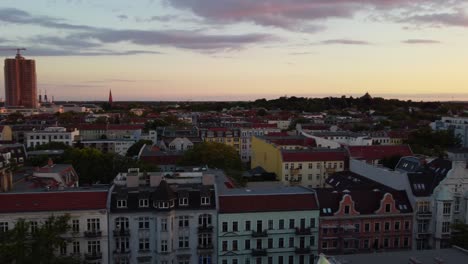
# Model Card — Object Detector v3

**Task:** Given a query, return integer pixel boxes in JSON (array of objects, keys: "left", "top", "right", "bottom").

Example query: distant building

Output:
[
  {"left": 0, "top": 125, "right": 13, "bottom": 141},
  {"left": 240, "top": 124, "right": 281, "bottom": 163},
  {"left": 431, "top": 116, "right": 468, "bottom": 147},
  {"left": 199, "top": 128, "right": 241, "bottom": 153},
  {"left": 80, "top": 139, "right": 136, "bottom": 156},
  {"left": 4, "top": 52, "right": 37, "bottom": 108},
  {"left": 25, "top": 127, "right": 79, "bottom": 148}
]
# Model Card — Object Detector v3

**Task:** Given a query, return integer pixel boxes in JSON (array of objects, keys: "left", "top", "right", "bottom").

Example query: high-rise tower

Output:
[
  {"left": 4, "top": 51, "right": 37, "bottom": 108},
  {"left": 109, "top": 89, "right": 113, "bottom": 105}
]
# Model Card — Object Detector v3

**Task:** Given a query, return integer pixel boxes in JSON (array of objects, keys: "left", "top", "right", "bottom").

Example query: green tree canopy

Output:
[
  {"left": 178, "top": 142, "right": 242, "bottom": 171},
  {"left": 405, "top": 127, "right": 461, "bottom": 156},
  {"left": 0, "top": 214, "right": 79, "bottom": 264}
]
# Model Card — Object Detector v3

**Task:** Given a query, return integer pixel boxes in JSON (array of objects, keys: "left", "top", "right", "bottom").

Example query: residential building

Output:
[
  {"left": 77, "top": 124, "right": 144, "bottom": 141},
  {"left": 199, "top": 128, "right": 241, "bottom": 153},
  {"left": 4, "top": 52, "right": 37, "bottom": 108},
  {"left": 217, "top": 184, "right": 320, "bottom": 264},
  {"left": 240, "top": 124, "right": 281, "bottom": 163},
  {"left": 109, "top": 168, "right": 217, "bottom": 264},
  {"left": 80, "top": 139, "right": 136, "bottom": 156},
  {"left": 431, "top": 116, "right": 468, "bottom": 147},
  {"left": 25, "top": 127, "right": 79, "bottom": 148},
  {"left": 138, "top": 145, "right": 184, "bottom": 172},
  {"left": 346, "top": 145, "right": 413, "bottom": 166},
  {"left": 0, "top": 125, "right": 13, "bottom": 141}
]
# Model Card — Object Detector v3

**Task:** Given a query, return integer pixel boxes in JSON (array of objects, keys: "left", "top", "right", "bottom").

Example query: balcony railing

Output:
[
  {"left": 113, "top": 229, "right": 130, "bottom": 237},
  {"left": 84, "top": 252, "right": 102, "bottom": 260},
  {"left": 416, "top": 211, "right": 432, "bottom": 218},
  {"left": 197, "top": 244, "right": 214, "bottom": 250},
  {"left": 251, "top": 249, "right": 267, "bottom": 256},
  {"left": 295, "top": 247, "right": 311, "bottom": 254},
  {"left": 252, "top": 230, "right": 268, "bottom": 237},
  {"left": 295, "top": 227, "right": 312, "bottom": 235},
  {"left": 84, "top": 230, "right": 102, "bottom": 238},
  {"left": 113, "top": 248, "right": 131, "bottom": 256},
  {"left": 198, "top": 225, "right": 214, "bottom": 233}
]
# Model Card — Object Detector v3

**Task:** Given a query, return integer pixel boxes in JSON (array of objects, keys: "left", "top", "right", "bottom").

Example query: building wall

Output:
[
  {"left": 282, "top": 161, "right": 345, "bottom": 188},
  {"left": 250, "top": 137, "right": 282, "bottom": 178},
  {"left": 218, "top": 211, "right": 319, "bottom": 264},
  {"left": 0, "top": 210, "right": 109, "bottom": 263},
  {"left": 4, "top": 57, "right": 37, "bottom": 108},
  {"left": 25, "top": 130, "right": 79, "bottom": 148},
  {"left": 0, "top": 125, "right": 13, "bottom": 141}
]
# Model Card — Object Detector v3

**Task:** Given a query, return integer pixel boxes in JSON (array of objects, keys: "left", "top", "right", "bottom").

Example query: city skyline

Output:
[{"left": 1, "top": 0, "right": 468, "bottom": 101}]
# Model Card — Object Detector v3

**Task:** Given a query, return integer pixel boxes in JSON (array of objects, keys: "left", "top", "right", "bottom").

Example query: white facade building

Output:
[{"left": 25, "top": 127, "right": 79, "bottom": 148}]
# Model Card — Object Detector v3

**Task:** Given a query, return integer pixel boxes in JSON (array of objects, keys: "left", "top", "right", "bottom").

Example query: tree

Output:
[
  {"left": 178, "top": 142, "right": 242, "bottom": 171},
  {"left": 0, "top": 214, "right": 79, "bottom": 264},
  {"left": 126, "top": 140, "right": 153, "bottom": 157},
  {"left": 30, "top": 142, "right": 72, "bottom": 151},
  {"left": 405, "top": 127, "right": 462, "bottom": 156},
  {"left": 451, "top": 222, "right": 468, "bottom": 249}
]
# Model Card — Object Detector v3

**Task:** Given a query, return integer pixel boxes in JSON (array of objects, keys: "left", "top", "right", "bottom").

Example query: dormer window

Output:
[
  {"left": 179, "top": 197, "right": 189, "bottom": 206},
  {"left": 201, "top": 197, "right": 210, "bottom": 206},
  {"left": 159, "top": 202, "right": 169, "bottom": 209},
  {"left": 117, "top": 199, "right": 127, "bottom": 208},
  {"left": 139, "top": 199, "right": 149, "bottom": 208}
]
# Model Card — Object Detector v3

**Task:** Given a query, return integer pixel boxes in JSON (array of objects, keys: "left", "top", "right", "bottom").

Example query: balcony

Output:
[
  {"left": 295, "top": 227, "right": 312, "bottom": 235},
  {"left": 416, "top": 211, "right": 432, "bottom": 219},
  {"left": 295, "top": 247, "right": 311, "bottom": 254},
  {"left": 252, "top": 230, "right": 268, "bottom": 237},
  {"left": 197, "top": 244, "right": 214, "bottom": 254},
  {"left": 113, "top": 248, "right": 131, "bottom": 257},
  {"left": 113, "top": 229, "right": 130, "bottom": 237},
  {"left": 84, "top": 230, "right": 102, "bottom": 238},
  {"left": 198, "top": 225, "right": 214, "bottom": 233},
  {"left": 251, "top": 249, "right": 267, "bottom": 256},
  {"left": 84, "top": 252, "right": 102, "bottom": 261}
]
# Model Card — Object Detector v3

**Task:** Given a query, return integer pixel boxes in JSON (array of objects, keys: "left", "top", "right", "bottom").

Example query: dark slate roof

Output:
[
  {"left": 315, "top": 188, "right": 413, "bottom": 216},
  {"left": 407, "top": 158, "right": 452, "bottom": 197},
  {"left": 326, "top": 171, "right": 396, "bottom": 192},
  {"left": 395, "top": 156, "right": 425, "bottom": 173},
  {"left": 110, "top": 183, "right": 216, "bottom": 212},
  {"left": 346, "top": 145, "right": 413, "bottom": 161},
  {"left": 153, "top": 180, "right": 176, "bottom": 201}
]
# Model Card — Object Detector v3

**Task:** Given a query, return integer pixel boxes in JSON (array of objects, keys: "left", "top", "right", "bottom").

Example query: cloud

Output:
[
  {"left": 402, "top": 39, "right": 441, "bottom": 44},
  {"left": 166, "top": 0, "right": 462, "bottom": 30},
  {"left": 289, "top": 51, "right": 315, "bottom": 55},
  {"left": 117, "top": 14, "right": 128, "bottom": 20},
  {"left": 402, "top": 10, "right": 468, "bottom": 27},
  {"left": 0, "top": 8, "right": 275, "bottom": 52},
  {"left": 321, "top": 39, "right": 371, "bottom": 45},
  {"left": 0, "top": 46, "right": 162, "bottom": 56}
]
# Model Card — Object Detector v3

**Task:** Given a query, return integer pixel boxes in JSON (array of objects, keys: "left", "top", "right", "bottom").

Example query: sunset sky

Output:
[{"left": 1, "top": 0, "right": 468, "bottom": 101}]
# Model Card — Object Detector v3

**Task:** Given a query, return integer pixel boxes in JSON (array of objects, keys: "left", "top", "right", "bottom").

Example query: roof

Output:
[
  {"left": 347, "top": 145, "right": 413, "bottom": 161},
  {"left": 281, "top": 149, "right": 347, "bottom": 162},
  {"left": 407, "top": 158, "right": 452, "bottom": 197},
  {"left": 315, "top": 188, "right": 413, "bottom": 216},
  {"left": 219, "top": 193, "right": 318, "bottom": 213},
  {"left": 0, "top": 191, "right": 108, "bottom": 213},
  {"left": 152, "top": 180, "right": 176, "bottom": 201}
]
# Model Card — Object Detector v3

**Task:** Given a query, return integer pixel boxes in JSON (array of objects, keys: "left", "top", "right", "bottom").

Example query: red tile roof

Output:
[
  {"left": 76, "top": 124, "right": 144, "bottom": 131},
  {"left": 219, "top": 194, "right": 318, "bottom": 213},
  {"left": 347, "top": 145, "right": 413, "bottom": 161},
  {"left": 252, "top": 123, "right": 278, "bottom": 128},
  {"left": 281, "top": 150, "right": 347, "bottom": 162},
  {"left": 0, "top": 191, "right": 108, "bottom": 213},
  {"left": 270, "top": 138, "right": 316, "bottom": 147}
]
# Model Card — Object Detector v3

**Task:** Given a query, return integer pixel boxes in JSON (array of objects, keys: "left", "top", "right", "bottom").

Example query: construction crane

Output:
[{"left": 0, "top": 47, "right": 27, "bottom": 57}]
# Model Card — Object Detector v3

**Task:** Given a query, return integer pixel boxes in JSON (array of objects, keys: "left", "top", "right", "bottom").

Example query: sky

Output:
[{"left": 0, "top": 0, "right": 468, "bottom": 101}]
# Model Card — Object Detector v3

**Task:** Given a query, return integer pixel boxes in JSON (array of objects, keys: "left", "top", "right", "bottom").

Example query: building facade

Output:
[
  {"left": 109, "top": 168, "right": 217, "bottom": 264},
  {"left": 25, "top": 127, "right": 79, "bottom": 148},
  {"left": 4, "top": 53, "right": 37, "bottom": 108}
]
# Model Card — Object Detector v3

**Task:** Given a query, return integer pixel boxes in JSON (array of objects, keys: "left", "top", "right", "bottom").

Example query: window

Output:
[
  {"left": 115, "top": 217, "right": 129, "bottom": 231},
  {"left": 364, "top": 223, "right": 370, "bottom": 232},
  {"left": 443, "top": 203, "right": 451, "bottom": 215},
  {"left": 159, "top": 201, "right": 169, "bottom": 208},
  {"left": 232, "top": 240, "right": 238, "bottom": 251},
  {"left": 268, "top": 238, "right": 273, "bottom": 249},
  {"left": 344, "top": 205, "right": 350, "bottom": 214},
  {"left": 354, "top": 223, "right": 360, "bottom": 233},
  {"left": 245, "top": 221, "right": 251, "bottom": 231},
  {"left": 308, "top": 163, "right": 313, "bottom": 169},
  {"left": 403, "top": 237, "right": 409, "bottom": 247},
  {"left": 394, "top": 221, "right": 400, "bottom": 231},
  {"left": 199, "top": 233, "right": 212, "bottom": 247},
  {"left": 278, "top": 256, "right": 284, "bottom": 264},
  {"left": 455, "top": 198, "right": 460, "bottom": 213},
  {"left": 310, "top": 236, "right": 315, "bottom": 246},
  {"left": 60, "top": 244, "right": 67, "bottom": 255},
  {"left": 233, "top": 221, "right": 238, "bottom": 232},
  {"left": 384, "top": 222, "right": 390, "bottom": 232},
  {"left": 268, "top": 220, "right": 274, "bottom": 230},
  {"left": 87, "top": 241, "right": 100, "bottom": 254},
  {"left": 179, "top": 236, "right": 189, "bottom": 248},
  {"left": 30, "top": 221, "right": 38, "bottom": 233},
  {"left": 116, "top": 237, "right": 129, "bottom": 252},
  {"left": 161, "top": 240, "right": 168, "bottom": 252},
  {"left": 245, "top": 239, "right": 251, "bottom": 250},
  {"left": 117, "top": 199, "right": 127, "bottom": 208},
  {"left": 139, "top": 199, "right": 149, "bottom": 208},
  {"left": 289, "top": 219, "right": 295, "bottom": 229},
  {"left": 139, "top": 217, "right": 150, "bottom": 229},
  {"left": 87, "top": 218, "right": 100, "bottom": 231},
  {"left": 179, "top": 216, "right": 189, "bottom": 228},
  {"left": 310, "top": 218, "right": 316, "bottom": 228},
  {"left": 139, "top": 238, "right": 150, "bottom": 251},
  {"left": 199, "top": 214, "right": 212, "bottom": 227},
  {"left": 279, "top": 238, "right": 284, "bottom": 248},
  {"left": 222, "top": 222, "right": 228, "bottom": 232},
  {"left": 374, "top": 222, "right": 380, "bottom": 232},
  {"left": 385, "top": 204, "right": 391, "bottom": 213},
  {"left": 383, "top": 238, "right": 389, "bottom": 248},
  {"left": 179, "top": 197, "right": 188, "bottom": 206},
  {"left": 279, "top": 220, "right": 285, "bottom": 230},
  {"left": 404, "top": 221, "right": 410, "bottom": 230},
  {"left": 73, "top": 241, "right": 80, "bottom": 254},
  {"left": 161, "top": 218, "right": 168, "bottom": 231},
  {"left": 289, "top": 256, "right": 294, "bottom": 264},
  {"left": 363, "top": 240, "right": 369, "bottom": 248},
  {"left": 442, "top": 222, "right": 450, "bottom": 233},
  {"left": 394, "top": 238, "right": 400, "bottom": 248},
  {"left": 201, "top": 196, "right": 211, "bottom": 205},
  {"left": 289, "top": 237, "right": 295, "bottom": 248},
  {"left": 222, "top": 241, "right": 228, "bottom": 251}
]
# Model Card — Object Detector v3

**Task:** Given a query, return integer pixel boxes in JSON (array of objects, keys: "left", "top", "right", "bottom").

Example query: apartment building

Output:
[
  {"left": 199, "top": 128, "right": 241, "bottom": 153},
  {"left": 109, "top": 168, "right": 217, "bottom": 264},
  {"left": 25, "top": 126, "right": 79, "bottom": 148},
  {"left": 240, "top": 124, "right": 280, "bottom": 163}
]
